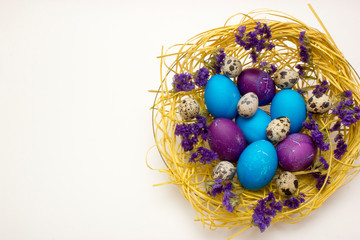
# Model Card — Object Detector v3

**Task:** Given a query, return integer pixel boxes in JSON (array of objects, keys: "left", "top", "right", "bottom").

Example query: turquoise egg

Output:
[
  {"left": 270, "top": 89, "right": 306, "bottom": 133},
  {"left": 237, "top": 140, "right": 278, "bottom": 190},
  {"left": 204, "top": 74, "right": 241, "bottom": 119},
  {"left": 235, "top": 108, "right": 271, "bottom": 143}
]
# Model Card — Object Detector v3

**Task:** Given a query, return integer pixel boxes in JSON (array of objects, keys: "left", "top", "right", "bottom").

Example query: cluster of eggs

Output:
[{"left": 178, "top": 56, "right": 332, "bottom": 194}]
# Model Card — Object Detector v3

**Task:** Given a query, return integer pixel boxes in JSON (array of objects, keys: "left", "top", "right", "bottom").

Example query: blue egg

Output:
[
  {"left": 237, "top": 140, "right": 278, "bottom": 190},
  {"left": 235, "top": 108, "right": 271, "bottom": 143},
  {"left": 270, "top": 89, "right": 306, "bottom": 133},
  {"left": 205, "top": 74, "right": 241, "bottom": 119}
]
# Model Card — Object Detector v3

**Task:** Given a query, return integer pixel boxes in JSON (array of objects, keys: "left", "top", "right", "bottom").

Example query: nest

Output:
[{"left": 149, "top": 7, "right": 360, "bottom": 237}]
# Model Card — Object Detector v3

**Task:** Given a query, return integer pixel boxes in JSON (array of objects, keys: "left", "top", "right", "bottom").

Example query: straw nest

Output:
[{"left": 149, "top": 7, "right": 360, "bottom": 237}]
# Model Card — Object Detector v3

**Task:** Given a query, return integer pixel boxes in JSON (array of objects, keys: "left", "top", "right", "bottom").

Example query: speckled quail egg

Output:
[
  {"left": 306, "top": 93, "right": 332, "bottom": 114},
  {"left": 266, "top": 117, "right": 291, "bottom": 143},
  {"left": 273, "top": 69, "right": 299, "bottom": 89},
  {"left": 237, "top": 92, "right": 258, "bottom": 118},
  {"left": 212, "top": 161, "right": 236, "bottom": 181},
  {"left": 276, "top": 171, "right": 298, "bottom": 196},
  {"left": 179, "top": 97, "right": 200, "bottom": 121},
  {"left": 221, "top": 57, "right": 242, "bottom": 78}
]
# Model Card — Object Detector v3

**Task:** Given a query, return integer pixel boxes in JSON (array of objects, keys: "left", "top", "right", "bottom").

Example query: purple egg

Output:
[
  {"left": 237, "top": 68, "right": 276, "bottom": 106},
  {"left": 208, "top": 118, "right": 247, "bottom": 162},
  {"left": 276, "top": 133, "right": 317, "bottom": 171}
]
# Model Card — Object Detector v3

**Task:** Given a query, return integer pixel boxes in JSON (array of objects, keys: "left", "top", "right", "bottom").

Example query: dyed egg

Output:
[
  {"left": 208, "top": 118, "right": 247, "bottom": 162},
  {"left": 273, "top": 69, "right": 299, "bottom": 89},
  {"left": 235, "top": 108, "right": 271, "bottom": 143},
  {"left": 276, "top": 171, "right": 298, "bottom": 196},
  {"left": 221, "top": 57, "right": 242, "bottom": 78},
  {"left": 237, "top": 68, "right": 276, "bottom": 106},
  {"left": 205, "top": 74, "right": 241, "bottom": 119},
  {"left": 212, "top": 161, "right": 236, "bottom": 181},
  {"left": 306, "top": 93, "right": 332, "bottom": 114},
  {"left": 237, "top": 140, "right": 278, "bottom": 190},
  {"left": 270, "top": 89, "right": 306, "bottom": 134},
  {"left": 237, "top": 92, "right": 258, "bottom": 118},
  {"left": 179, "top": 97, "right": 200, "bottom": 121},
  {"left": 276, "top": 133, "right": 317, "bottom": 172},
  {"left": 266, "top": 117, "right": 291, "bottom": 143}
]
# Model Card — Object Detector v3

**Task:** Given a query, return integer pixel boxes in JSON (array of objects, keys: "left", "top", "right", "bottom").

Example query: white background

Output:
[{"left": 0, "top": 0, "right": 359, "bottom": 239}]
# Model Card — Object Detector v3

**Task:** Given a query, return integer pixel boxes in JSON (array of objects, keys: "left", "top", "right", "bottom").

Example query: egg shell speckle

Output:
[
  {"left": 266, "top": 117, "right": 291, "bottom": 143},
  {"left": 205, "top": 74, "right": 241, "bottom": 119},
  {"left": 273, "top": 69, "right": 299, "bottom": 89},
  {"left": 237, "top": 92, "right": 258, "bottom": 118},
  {"left": 212, "top": 161, "right": 236, "bottom": 181},
  {"left": 276, "top": 133, "right": 317, "bottom": 172},
  {"left": 276, "top": 171, "right": 298, "bottom": 196},
  {"left": 179, "top": 98, "right": 200, "bottom": 121},
  {"left": 221, "top": 57, "right": 243, "bottom": 78},
  {"left": 237, "top": 140, "right": 278, "bottom": 190},
  {"left": 307, "top": 93, "right": 332, "bottom": 114},
  {"left": 270, "top": 89, "right": 307, "bottom": 134}
]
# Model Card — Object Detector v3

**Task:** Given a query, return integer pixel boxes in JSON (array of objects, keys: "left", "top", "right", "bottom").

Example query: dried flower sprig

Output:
[
  {"left": 252, "top": 192, "right": 282, "bottom": 232},
  {"left": 189, "top": 147, "right": 218, "bottom": 164},
  {"left": 204, "top": 48, "right": 226, "bottom": 75},
  {"left": 172, "top": 72, "right": 195, "bottom": 92},
  {"left": 193, "top": 67, "right": 210, "bottom": 87},
  {"left": 174, "top": 115, "right": 208, "bottom": 152},
  {"left": 205, "top": 179, "right": 241, "bottom": 212},
  {"left": 283, "top": 193, "right": 306, "bottom": 209},
  {"left": 235, "top": 22, "right": 275, "bottom": 64}
]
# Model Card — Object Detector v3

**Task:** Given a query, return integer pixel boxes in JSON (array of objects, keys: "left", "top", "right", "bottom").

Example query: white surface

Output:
[{"left": 0, "top": 0, "right": 359, "bottom": 239}]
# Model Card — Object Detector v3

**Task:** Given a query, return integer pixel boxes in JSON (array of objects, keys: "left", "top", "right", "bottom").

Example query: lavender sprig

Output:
[
  {"left": 252, "top": 192, "right": 282, "bottom": 232},
  {"left": 204, "top": 48, "right": 226, "bottom": 75},
  {"left": 302, "top": 114, "right": 330, "bottom": 151},
  {"left": 193, "top": 67, "right": 210, "bottom": 87},
  {"left": 174, "top": 115, "right": 208, "bottom": 152},
  {"left": 283, "top": 193, "right": 306, "bottom": 209},
  {"left": 189, "top": 147, "right": 218, "bottom": 164},
  {"left": 172, "top": 72, "right": 195, "bottom": 92},
  {"left": 235, "top": 22, "right": 275, "bottom": 64}
]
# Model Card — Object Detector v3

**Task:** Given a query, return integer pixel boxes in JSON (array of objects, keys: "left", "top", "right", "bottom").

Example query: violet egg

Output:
[
  {"left": 208, "top": 118, "right": 247, "bottom": 162},
  {"left": 237, "top": 68, "right": 276, "bottom": 106},
  {"left": 276, "top": 133, "right": 317, "bottom": 172}
]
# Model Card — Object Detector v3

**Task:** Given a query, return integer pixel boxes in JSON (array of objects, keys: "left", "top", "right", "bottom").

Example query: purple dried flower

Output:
[
  {"left": 259, "top": 61, "right": 268, "bottom": 68},
  {"left": 174, "top": 115, "right": 208, "bottom": 152},
  {"left": 295, "top": 64, "right": 304, "bottom": 77},
  {"left": 270, "top": 64, "right": 277, "bottom": 74},
  {"left": 190, "top": 147, "right": 218, "bottom": 164},
  {"left": 312, "top": 173, "right": 330, "bottom": 190},
  {"left": 215, "top": 49, "right": 226, "bottom": 74},
  {"left": 303, "top": 115, "right": 330, "bottom": 151},
  {"left": 235, "top": 22, "right": 275, "bottom": 64},
  {"left": 283, "top": 197, "right": 300, "bottom": 209},
  {"left": 319, "top": 156, "right": 329, "bottom": 169},
  {"left": 222, "top": 182, "right": 236, "bottom": 212},
  {"left": 313, "top": 80, "right": 329, "bottom": 96},
  {"left": 283, "top": 194, "right": 305, "bottom": 209},
  {"left": 299, "top": 31, "right": 306, "bottom": 44},
  {"left": 299, "top": 45, "right": 309, "bottom": 63},
  {"left": 250, "top": 50, "right": 257, "bottom": 64},
  {"left": 252, "top": 192, "right": 282, "bottom": 232},
  {"left": 330, "top": 121, "right": 341, "bottom": 132},
  {"left": 334, "top": 138, "right": 347, "bottom": 160},
  {"left": 331, "top": 90, "right": 360, "bottom": 127},
  {"left": 211, "top": 178, "right": 223, "bottom": 197},
  {"left": 297, "top": 88, "right": 306, "bottom": 94},
  {"left": 172, "top": 73, "right": 195, "bottom": 92},
  {"left": 194, "top": 67, "right": 210, "bottom": 87}
]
